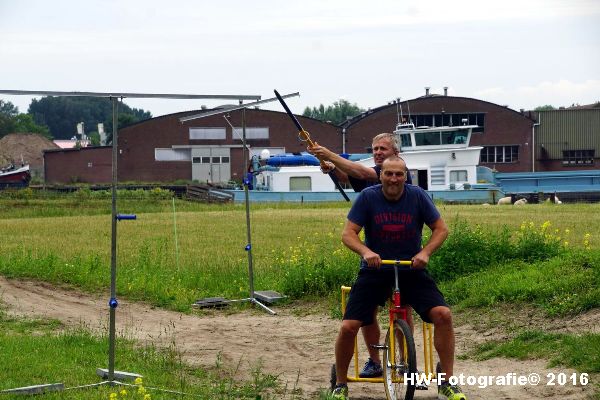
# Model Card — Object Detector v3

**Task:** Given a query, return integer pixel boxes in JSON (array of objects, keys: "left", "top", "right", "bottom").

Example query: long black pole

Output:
[{"left": 273, "top": 90, "right": 349, "bottom": 201}]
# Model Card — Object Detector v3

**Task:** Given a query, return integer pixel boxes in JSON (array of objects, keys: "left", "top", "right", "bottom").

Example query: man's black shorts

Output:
[{"left": 343, "top": 268, "right": 448, "bottom": 325}]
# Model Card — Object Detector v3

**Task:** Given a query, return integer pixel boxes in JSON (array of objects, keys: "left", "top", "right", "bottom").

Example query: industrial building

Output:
[
  {"left": 43, "top": 92, "right": 599, "bottom": 185},
  {"left": 534, "top": 108, "right": 599, "bottom": 171}
]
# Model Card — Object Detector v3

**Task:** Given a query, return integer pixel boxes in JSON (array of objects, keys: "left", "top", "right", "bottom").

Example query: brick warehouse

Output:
[
  {"left": 44, "top": 108, "right": 341, "bottom": 184},
  {"left": 343, "top": 95, "right": 536, "bottom": 173},
  {"left": 45, "top": 94, "right": 580, "bottom": 184}
]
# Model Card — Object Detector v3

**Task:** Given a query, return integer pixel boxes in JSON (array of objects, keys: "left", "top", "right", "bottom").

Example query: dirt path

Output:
[{"left": 0, "top": 277, "right": 596, "bottom": 399}]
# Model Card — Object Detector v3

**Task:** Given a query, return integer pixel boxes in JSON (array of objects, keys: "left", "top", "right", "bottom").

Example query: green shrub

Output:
[
  {"left": 0, "top": 187, "right": 34, "bottom": 199},
  {"left": 428, "top": 219, "right": 513, "bottom": 281},
  {"left": 441, "top": 249, "right": 600, "bottom": 315},
  {"left": 279, "top": 239, "right": 358, "bottom": 299},
  {"left": 429, "top": 218, "right": 571, "bottom": 282},
  {"left": 514, "top": 220, "right": 563, "bottom": 261}
]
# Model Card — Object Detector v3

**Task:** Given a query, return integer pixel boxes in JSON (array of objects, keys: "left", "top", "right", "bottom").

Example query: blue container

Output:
[{"left": 266, "top": 153, "right": 320, "bottom": 167}]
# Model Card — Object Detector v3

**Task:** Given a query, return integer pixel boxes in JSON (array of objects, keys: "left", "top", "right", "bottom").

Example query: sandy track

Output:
[{"left": 0, "top": 277, "right": 595, "bottom": 399}]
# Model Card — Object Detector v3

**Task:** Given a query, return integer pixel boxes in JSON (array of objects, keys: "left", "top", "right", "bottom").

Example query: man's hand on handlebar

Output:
[
  {"left": 411, "top": 250, "right": 430, "bottom": 269},
  {"left": 362, "top": 250, "right": 382, "bottom": 269}
]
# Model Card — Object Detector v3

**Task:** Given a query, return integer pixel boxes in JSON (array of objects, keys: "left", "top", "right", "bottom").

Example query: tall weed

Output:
[
  {"left": 278, "top": 237, "right": 357, "bottom": 299},
  {"left": 441, "top": 249, "right": 600, "bottom": 315},
  {"left": 429, "top": 218, "right": 573, "bottom": 282}
]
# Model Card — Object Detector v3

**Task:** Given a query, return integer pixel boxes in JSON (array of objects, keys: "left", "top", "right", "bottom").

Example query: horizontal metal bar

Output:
[
  {"left": 96, "top": 368, "right": 142, "bottom": 381},
  {"left": 0, "top": 383, "right": 65, "bottom": 394},
  {"left": 179, "top": 92, "right": 300, "bottom": 122},
  {"left": 116, "top": 214, "right": 137, "bottom": 221},
  {"left": 0, "top": 89, "right": 261, "bottom": 100}
]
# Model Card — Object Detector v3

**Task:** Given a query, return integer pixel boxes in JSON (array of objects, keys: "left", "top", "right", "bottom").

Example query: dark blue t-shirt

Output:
[
  {"left": 347, "top": 184, "right": 440, "bottom": 270},
  {"left": 348, "top": 165, "right": 413, "bottom": 192}
]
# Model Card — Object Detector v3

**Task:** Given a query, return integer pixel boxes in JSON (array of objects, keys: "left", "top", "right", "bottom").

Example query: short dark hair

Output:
[{"left": 381, "top": 155, "right": 407, "bottom": 171}]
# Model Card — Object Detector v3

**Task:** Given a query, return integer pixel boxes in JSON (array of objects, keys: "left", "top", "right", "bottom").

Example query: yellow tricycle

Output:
[{"left": 330, "top": 260, "right": 439, "bottom": 400}]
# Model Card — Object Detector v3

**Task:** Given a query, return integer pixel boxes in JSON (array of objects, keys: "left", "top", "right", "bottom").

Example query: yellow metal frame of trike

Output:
[{"left": 340, "top": 285, "right": 436, "bottom": 384}]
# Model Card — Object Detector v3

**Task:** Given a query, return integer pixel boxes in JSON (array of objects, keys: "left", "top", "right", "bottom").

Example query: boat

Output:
[
  {"left": 0, "top": 164, "right": 31, "bottom": 189},
  {"left": 389, "top": 122, "right": 483, "bottom": 190},
  {"left": 254, "top": 121, "right": 484, "bottom": 193}
]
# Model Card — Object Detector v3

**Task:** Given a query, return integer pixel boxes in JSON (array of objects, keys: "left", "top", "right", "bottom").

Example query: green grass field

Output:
[
  {"left": 1, "top": 198, "right": 598, "bottom": 310},
  {"left": 0, "top": 308, "right": 286, "bottom": 399},
  {"left": 1, "top": 195, "right": 599, "bottom": 397}
]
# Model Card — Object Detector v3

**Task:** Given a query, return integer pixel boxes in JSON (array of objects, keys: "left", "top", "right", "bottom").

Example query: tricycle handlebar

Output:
[{"left": 380, "top": 260, "right": 412, "bottom": 266}]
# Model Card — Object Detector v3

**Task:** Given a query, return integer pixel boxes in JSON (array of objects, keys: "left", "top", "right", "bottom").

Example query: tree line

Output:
[
  {"left": 302, "top": 99, "right": 365, "bottom": 125},
  {"left": 0, "top": 97, "right": 152, "bottom": 144},
  {"left": 0, "top": 100, "right": 51, "bottom": 139}
]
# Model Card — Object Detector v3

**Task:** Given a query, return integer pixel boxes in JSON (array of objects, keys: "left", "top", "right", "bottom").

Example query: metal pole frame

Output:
[
  {"left": 0, "top": 89, "right": 260, "bottom": 101},
  {"left": 241, "top": 107, "right": 275, "bottom": 314},
  {"left": 0, "top": 88, "right": 262, "bottom": 396},
  {"left": 108, "top": 96, "right": 119, "bottom": 382},
  {"left": 181, "top": 92, "right": 301, "bottom": 315}
]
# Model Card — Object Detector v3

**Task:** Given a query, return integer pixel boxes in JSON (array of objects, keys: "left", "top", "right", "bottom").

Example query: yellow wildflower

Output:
[{"left": 583, "top": 233, "right": 592, "bottom": 249}]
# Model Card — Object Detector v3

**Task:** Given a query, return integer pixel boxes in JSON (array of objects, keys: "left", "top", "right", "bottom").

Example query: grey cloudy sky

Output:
[{"left": 1, "top": 0, "right": 599, "bottom": 118}]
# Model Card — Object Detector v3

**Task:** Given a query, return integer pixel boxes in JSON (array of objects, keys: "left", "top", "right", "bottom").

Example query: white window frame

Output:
[
  {"left": 480, "top": 145, "right": 519, "bottom": 163},
  {"left": 449, "top": 170, "right": 468, "bottom": 183},
  {"left": 232, "top": 127, "right": 269, "bottom": 140},
  {"left": 189, "top": 127, "right": 226, "bottom": 140}
]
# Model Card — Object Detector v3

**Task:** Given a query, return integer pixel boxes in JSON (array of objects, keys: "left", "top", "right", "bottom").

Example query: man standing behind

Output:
[
  {"left": 309, "top": 133, "right": 413, "bottom": 379},
  {"left": 309, "top": 132, "right": 412, "bottom": 191},
  {"left": 330, "top": 156, "right": 466, "bottom": 400}
]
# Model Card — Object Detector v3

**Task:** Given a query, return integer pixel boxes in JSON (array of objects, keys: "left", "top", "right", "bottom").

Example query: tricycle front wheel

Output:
[{"left": 383, "top": 319, "right": 416, "bottom": 400}]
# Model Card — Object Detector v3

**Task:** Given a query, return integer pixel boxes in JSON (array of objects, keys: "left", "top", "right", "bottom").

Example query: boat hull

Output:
[{"left": 0, "top": 165, "right": 31, "bottom": 189}]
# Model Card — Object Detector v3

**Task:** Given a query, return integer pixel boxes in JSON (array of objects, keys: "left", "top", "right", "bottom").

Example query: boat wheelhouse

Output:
[{"left": 389, "top": 122, "right": 483, "bottom": 190}]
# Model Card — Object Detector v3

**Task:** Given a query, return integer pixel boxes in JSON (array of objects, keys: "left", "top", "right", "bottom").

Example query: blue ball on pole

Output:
[{"left": 109, "top": 298, "right": 118, "bottom": 309}]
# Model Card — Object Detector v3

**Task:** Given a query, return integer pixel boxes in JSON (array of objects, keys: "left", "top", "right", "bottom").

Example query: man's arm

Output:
[
  {"left": 412, "top": 217, "right": 448, "bottom": 269},
  {"left": 342, "top": 220, "right": 381, "bottom": 268},
  {"left": 309, "top": 144, "right": 378, "bottom": 181}
]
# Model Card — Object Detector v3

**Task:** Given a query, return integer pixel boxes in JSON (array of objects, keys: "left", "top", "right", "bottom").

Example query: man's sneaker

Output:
[
  {"left": 330, "top": 384, "right": 349, "bottom": 400},
  {"left": 358, "top": 358, "right": 383, "bottom": 378},
  {"left": 438, "top": 381, "right": 467, "bottom": 400}
]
